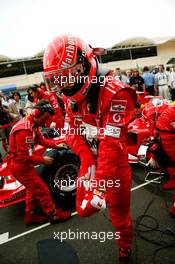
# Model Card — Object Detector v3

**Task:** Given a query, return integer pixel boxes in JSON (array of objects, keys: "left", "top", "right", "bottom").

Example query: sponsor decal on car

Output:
[{"left": 0, "top": 189, "right": 26, "bottom": 207}]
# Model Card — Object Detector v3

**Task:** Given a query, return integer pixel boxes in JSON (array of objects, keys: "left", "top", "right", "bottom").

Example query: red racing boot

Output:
[
  {"left": 118, "top": 248, "right": 132, "bottom": 264},
  {"left": 47, "top": 208, "right": 71, "bottom": 224},
  {"left": 163, "top": 167, "right": 175, "bottom": 190},
  {"left": 25, "top": 211, "right": 48, "bottom": 226},
  {"left": 163, "top": 178, "right": 175, "bottom": 190}
]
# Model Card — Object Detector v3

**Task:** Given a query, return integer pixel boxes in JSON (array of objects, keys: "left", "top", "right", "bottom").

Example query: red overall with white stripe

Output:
[{"left": 64, "top": 74, "right": 136, "bottom": 249}]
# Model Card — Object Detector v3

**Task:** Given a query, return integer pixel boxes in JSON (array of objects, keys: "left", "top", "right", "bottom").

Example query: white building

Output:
[
  {"left": 0, "top": 36, "right": 175, "bottom": 93},
  {"left": 102, "top": 36, "right": 175, "bottom": 70}
]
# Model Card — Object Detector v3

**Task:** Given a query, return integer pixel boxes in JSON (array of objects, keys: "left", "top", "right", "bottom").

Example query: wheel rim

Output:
[{"left": 51, "top": 163, "right": 79, "bottom": 193}]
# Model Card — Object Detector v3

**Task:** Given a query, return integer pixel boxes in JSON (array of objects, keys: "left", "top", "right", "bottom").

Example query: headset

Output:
[{"left": 32, "top": 100, "right": 55, "bottom": 117}]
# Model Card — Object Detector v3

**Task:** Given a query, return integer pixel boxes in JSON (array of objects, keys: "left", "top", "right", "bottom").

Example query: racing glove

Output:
[
  {"left": 80, "top": 189, "right": 106, "bottom": 216},
  {"left": 78, "top": 147, "right": 95, "bottom": 177},
  {"left": 147, "top": 157, "right": 159, "bottom": 169},
  {"left": 66, "top": 134, "right": 96, "bottom": 189},
  {"left": 50, "top": 122, "right": 56, "bottom": 128}
]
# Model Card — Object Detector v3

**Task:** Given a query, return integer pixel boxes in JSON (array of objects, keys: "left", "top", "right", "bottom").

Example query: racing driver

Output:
[
  {"left": 43, "top": 35, "right": 137, "bottom": 264},
  {"left": 8, "top": 100, "right": 71, "bottom": 225}
]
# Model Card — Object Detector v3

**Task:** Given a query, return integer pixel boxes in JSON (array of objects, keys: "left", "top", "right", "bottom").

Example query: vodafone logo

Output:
[{"left": 112, "top": 113, "right": 121, "bottom": 123}]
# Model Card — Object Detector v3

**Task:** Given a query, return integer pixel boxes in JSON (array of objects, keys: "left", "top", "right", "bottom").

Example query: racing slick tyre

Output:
[{"left": 38, "top": 148, "right": 80, "bottom": 210}]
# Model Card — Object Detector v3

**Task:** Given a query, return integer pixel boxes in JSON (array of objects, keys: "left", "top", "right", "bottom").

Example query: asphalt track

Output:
[{"left": 0, "top": 162, "right": 175, "bottom": 264}]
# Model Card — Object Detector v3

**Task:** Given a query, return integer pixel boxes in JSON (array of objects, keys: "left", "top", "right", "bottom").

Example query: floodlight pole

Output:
[
  {"left": 129, "top": 49, "right": 133, "bottom": 68},
  {"left": 22, "top": 61, "right": 27, "bottom": 75}
]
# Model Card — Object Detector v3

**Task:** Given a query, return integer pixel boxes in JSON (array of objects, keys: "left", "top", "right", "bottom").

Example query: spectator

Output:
[
  {"left": 11, "top": 91, "right": 25, "bottom": 118},
  {"left": 166, "top": 66, "right": 171, "bottom": 74},
  {"left": 169, "top": 65, "right": 175, "bottom": 101},
  {"left": 166, "top": 66, "right": 171, "bottom": 87},
  {"left": 121, "top": 71, "right": 130, "bottom": 84},
  {"left": 114, "top": 68, "right": 130, "bottom": 84},
  {"left": 0, "top": 98, "right": 12, "bottom": 155},
  {"left": 8, "top": 100, "right": 21, "bottom": 122},
  {"left": 0, "top": 91, "right": 9, "bottom": 107},
  {"left": 126, "top": 70, "right": 132, "bottom": 80},
  {"left": 154, "top": 64, "right": 171, "bottom": 100},
  {"left": 170, "top": 66, "right": 174, "bottom": 73},
  {"left": 113, "top": 67, "right": 122, "bottom": 80},
  {"left": 152, "top": 66, "right": 159, "bottom": 75},
  {"left": 142, "top": 66, "right": 155, "bottom": 95},
  {"left": 129, "top": 69, "right": 145, "bottom": 92},
  {"left": 24, "top": 90, "right": 36, "bottom": 115},
  {"left": 0, "top": 91, "right": 20, "bottom": 122}
]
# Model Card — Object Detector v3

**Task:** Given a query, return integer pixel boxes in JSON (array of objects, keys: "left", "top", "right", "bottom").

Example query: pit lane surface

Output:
[{"left": 0, "top": 164, "right": 175, "bottom": 264}]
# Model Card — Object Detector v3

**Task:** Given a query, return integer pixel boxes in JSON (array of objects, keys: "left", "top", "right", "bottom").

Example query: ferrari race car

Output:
[
  {"left": 0, "top": 94, "right": 169, "bottom": 209},
  {"left": 0, "top": 128, "right": 150, "bottom": 209},
  {"left": 0, "top": 136, "right": 80, "bottom": 209}
]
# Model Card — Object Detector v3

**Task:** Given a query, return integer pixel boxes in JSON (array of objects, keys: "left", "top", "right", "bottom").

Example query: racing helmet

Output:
[
  {"left": 43, "top": 34, "right": 97, "bottom": 103},
  {"left": 141, "top": 97, "right": 169, "bottom": 127}
]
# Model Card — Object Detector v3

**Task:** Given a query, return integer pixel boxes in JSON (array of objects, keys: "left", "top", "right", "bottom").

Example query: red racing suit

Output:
[
  {"left": 8, "top": 115, "right": 58, "bottom": 214},
  {"left": 64, "top": 74, "right": 137, "bottom": 249},
  {"left": 156, "top": 105, "right": 175, "bottom": 176},
  {"left": 141, "top": 97, "right": 169, "bottom": 137},
  {"left": 35, "top": 89, "right": 64, "bottom": 129}
]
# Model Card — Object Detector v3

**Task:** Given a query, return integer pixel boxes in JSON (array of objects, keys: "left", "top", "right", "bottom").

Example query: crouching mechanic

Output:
[
  {"left": 43, "top": 35, "right": 137, "bottom": 264},
  {"left": 27, "top": 85, "right": 64, "bottom": 130},
  {"left": 156, "top": 103, "right": 175, "bottom": 215},
  {"left": 136, "top": 99, "right": 175, "bottom": 216},
  {"left": 8, "top": 100, "right": 71, "bottom": 225}
]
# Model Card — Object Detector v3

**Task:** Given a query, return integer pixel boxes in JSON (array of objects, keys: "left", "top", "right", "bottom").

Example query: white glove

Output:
[
  {"left": 147, "top": 157, "right": 159, "bottom": 169},
  {"left": 81, "top": 189, "right": 106, "bottom": 211},
  {"left": 90, "top": 192, "right": 106, "bottom": 210},
  {"left": 50, "top": 122, "right": 56, "bottom": 128}
]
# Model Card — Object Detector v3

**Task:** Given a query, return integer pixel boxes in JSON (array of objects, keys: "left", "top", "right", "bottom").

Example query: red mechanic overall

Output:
[
  {"left": 9, "top": 103, "right": 71, "bottom": 225},
  {"left": 141, "top": 99, "right": 175, "bottom": 190},
  {"left": 34, "top": 89, "right": 64, "bottom": 129},
  {"left": 156, "top": 105, "right": 175, "bottom": 215},
  {"left": 156, "top": 105, "right": 175, "bottom": 190}
]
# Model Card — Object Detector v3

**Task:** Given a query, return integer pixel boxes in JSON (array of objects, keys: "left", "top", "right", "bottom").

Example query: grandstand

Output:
[
  {"left": 102, "top": 36, "right": 175, "bottom": 69},
  {"left": 0, "top": 36, "right": 175, "bottom": 92},
  {"left": 0, "top": 52, "right": 44, "bottom": 95}
]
